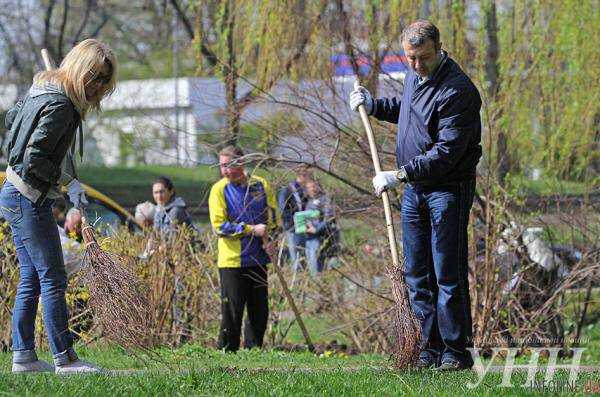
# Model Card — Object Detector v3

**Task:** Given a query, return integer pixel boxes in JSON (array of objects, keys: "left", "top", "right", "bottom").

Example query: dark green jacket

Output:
[{"left": 4, "top": 83, "right": 81, "bottom": 204}]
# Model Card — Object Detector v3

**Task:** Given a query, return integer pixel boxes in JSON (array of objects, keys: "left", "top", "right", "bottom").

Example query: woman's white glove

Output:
[
  {"left": 349, "top": 85, "right": 374, "bottom": 114},
  {"left": 372, "top": 169, "right": 408, "bottom": 196},
  {"left": 67, "top": 179, "right": 88, "bottom": 209}
]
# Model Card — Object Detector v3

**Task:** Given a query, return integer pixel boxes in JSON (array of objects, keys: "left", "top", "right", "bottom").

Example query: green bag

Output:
[{"left": 293, "top": 209, "right": 320, "bottom": 234}]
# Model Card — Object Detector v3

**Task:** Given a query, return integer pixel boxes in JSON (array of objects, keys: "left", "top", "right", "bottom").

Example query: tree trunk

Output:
[
  {"left": 222, "top": 0, "right": 239, "bottom": 146},
  {"left": 336, "top": 0, "right": 360, "bottom": 79},
  {"left": 484, "top": 0, "right": 509, "bottom": 185},
  {"left": 364, "top": 1, "right": 381, "bottom": 97}
]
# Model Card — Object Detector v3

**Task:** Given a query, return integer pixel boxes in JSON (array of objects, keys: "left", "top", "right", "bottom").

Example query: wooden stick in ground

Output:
[
  {"left": 266, "top": 237, "right": 314, "bottom": 352},
  {"left": 354, "top": 80, "right": 420, "bottom": 368}
]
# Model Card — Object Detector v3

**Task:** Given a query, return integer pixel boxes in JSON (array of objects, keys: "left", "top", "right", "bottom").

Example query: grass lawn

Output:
[
  {"left": 77, "top": 165, "right": 220, "bottom": 209},
  {"left": 0, "top": 291, "right": 596, "bottom": 396},
  {"left": 280, "top": 313, "right": 351, "bottom": 348},
  {"left": 1, "top": 345, "right": 598, "bottom": 396},
  {"left": 504, "top": 174, "right": 598, "bottom": 197},
  {"left": 2, "top": 290, "right": 596, "bottom": 395}
]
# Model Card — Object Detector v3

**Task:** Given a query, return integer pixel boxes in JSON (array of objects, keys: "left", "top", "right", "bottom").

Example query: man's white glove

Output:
[
  {"left": 372, "top": 168, "right": 408, "bottom": 196},
  {"left": 67, "top": 179, "right": 88, "bottom": 209},
  {"left": 349, "top": 85, "right": 374, "bottom": 114}
]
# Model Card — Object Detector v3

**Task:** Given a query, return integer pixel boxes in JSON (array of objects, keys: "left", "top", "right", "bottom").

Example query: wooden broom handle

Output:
[
  {"left": 40, "top": 48, "right": 89, "bottom": 221},
  {"left": 41, "top": 48, "right": 56, "bottom": 71},
  {"left": 354, "top": 80, "right": 400, "bottom": 268}
]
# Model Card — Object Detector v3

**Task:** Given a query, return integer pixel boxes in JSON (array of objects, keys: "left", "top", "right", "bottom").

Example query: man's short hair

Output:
[
  {"left": 52, "top": 197, "right": 67, "bottom": 213},
  {"left": 294, "top": 164, "right": 313, "bottom": 179},
  {"left": 401, "top": 20, "right": 440, "bottom": 47},
  {"left": 219, "top": 145, "right": 244, "bottom": 159}
]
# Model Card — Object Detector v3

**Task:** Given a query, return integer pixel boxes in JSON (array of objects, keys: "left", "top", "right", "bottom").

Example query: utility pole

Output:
[
  {"left": 172, "top": 12, "right": 184, "bottom": 345},
  {"left": 173, "top": 12, "right": 180, "bottom": 166}
]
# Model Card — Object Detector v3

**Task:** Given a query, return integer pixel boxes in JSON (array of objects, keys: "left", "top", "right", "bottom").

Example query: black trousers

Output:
[{"left": 217, "top": 265, "right": 268, "bottom": 352}]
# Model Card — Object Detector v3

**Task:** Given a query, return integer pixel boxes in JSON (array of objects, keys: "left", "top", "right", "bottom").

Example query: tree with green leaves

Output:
[{"left": 192, "top": 0, "right": 327, "bottom": 146}]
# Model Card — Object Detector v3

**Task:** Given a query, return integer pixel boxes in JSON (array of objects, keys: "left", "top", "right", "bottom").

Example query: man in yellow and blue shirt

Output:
[{"left": 208, "top": 145, "right": 278, "bottom": 351}]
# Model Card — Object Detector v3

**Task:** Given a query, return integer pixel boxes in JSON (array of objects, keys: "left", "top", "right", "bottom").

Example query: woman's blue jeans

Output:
[
  {"left": 0, "top": 182, "right": 75, "bottom": 365},
  {"left": 401, "top": 179, "right": 475, "bottom": 367},
  {"left": 305, "top": 237, "right": 324, "bottom": 276}
]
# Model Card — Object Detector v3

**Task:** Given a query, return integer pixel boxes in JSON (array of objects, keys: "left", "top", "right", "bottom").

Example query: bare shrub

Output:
[{"left": 0, "top": 192, "right": 596, "bottom": 360}]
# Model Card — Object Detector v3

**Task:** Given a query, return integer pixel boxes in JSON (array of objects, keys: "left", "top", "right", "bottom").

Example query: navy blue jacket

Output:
[
  {"left": 372, "top": 51, "right": 482, "bottom": 185},
  {"left": 277, "top": 181, "right": 307, "bottom": 231}
]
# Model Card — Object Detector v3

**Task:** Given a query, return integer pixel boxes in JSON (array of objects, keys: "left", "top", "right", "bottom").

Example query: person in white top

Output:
[{"left": 57, "top": 208, "right": 84, "bottom": 277}]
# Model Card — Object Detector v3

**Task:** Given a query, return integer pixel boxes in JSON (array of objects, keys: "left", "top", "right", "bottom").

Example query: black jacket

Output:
[
  {"left": 372, "top": 51, "right": 482, "bottom": 185},
  {"left": 277, "top": 181, "right": 307, "bottom": 231},
  {"left": 4, "top": 83, "right": 81, "bottom": 204}
]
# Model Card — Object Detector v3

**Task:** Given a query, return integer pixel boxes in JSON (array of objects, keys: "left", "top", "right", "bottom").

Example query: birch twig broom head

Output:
[
  {"left": 387, "top": 265, "right": 421, "bottom": 368},
  {"left": 81, "top": 218, "right": 156, "bottom": 351}
]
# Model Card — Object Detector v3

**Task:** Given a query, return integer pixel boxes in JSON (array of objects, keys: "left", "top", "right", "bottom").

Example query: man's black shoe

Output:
[
  {"left": 436, "top": 359, "right": 471, "bottom": 372},
  {"left": 414, "top": 357, "right": 437, "bottom": 369}
]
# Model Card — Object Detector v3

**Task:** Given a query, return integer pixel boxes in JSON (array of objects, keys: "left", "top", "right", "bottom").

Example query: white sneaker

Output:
[
  {"left": 12, "top": 360, "right": 54, "bottom": 373},
  {"left": 55, "top": 359, "right": 102, "bottom": 374}
]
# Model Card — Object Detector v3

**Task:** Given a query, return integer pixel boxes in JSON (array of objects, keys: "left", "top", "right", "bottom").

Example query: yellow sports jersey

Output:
[{"left": 208, "top": 175, "right": 279, "bottom": 268}]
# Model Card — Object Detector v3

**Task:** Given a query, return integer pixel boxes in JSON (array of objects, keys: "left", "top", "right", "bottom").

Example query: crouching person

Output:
[
  {"left": 0, "top": 39, "right": 117, "bottom": 373},
  {"left": 208, "top": 145, "right": 279, "bottom": 352}
]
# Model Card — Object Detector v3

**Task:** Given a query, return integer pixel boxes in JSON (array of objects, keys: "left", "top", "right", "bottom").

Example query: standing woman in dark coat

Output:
[{"left": 0, "top": 39, "right": 117, "bottom": 374}]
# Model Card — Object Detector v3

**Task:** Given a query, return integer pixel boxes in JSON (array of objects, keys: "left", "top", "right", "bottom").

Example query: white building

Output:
[{"left": 85, "top": 78, "right": 201, "bottom": 166}]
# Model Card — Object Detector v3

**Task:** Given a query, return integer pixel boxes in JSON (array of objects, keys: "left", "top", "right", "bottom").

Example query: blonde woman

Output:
[{"left": 0, "top": 39, "right": 117, "bottom": 374}]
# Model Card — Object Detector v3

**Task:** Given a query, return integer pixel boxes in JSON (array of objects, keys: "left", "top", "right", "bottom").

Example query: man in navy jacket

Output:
[{"left": 349, "top": 20, "right": 481, "bottom": 371}]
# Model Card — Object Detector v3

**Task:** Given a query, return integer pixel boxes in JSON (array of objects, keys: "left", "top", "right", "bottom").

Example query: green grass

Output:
[
  {"left": 282, "top": 314, "right": 350, "bottom": 347},
  {"left": 0, "top": 291, "right": 597, "bottom": 396},
  {"left": 77, "top": 165, "right": 220, "bottom": 209},
  {"left": 563, "top": 289, "right": 600, "bottom": 364},
  {"left": 505, "top": 174, "right": 598, "bottom": 197},
  {"left": 1, "top": 346, "right": 598, "bottom": 396}
]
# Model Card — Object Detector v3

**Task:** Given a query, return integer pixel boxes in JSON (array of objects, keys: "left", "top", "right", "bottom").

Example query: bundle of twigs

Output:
[
  {"left": 387, "top": 265, "right": 421, "bottom": 367},
  {"left": 81, "top": 217, "right": 155, "bottom": 351}
]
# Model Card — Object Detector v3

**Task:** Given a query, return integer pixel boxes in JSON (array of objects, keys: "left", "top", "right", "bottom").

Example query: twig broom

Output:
[
  {"left": 41, "top": 49, "right": 154, "bottom": 351},
  {"left": 354, "top": 80, "right": 420, "bottom": 368}
]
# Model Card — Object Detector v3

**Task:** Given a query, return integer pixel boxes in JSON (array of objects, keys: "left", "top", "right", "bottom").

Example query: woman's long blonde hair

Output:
[{"left": 33, "top": 39, "right": 117, "bottom": 118}]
